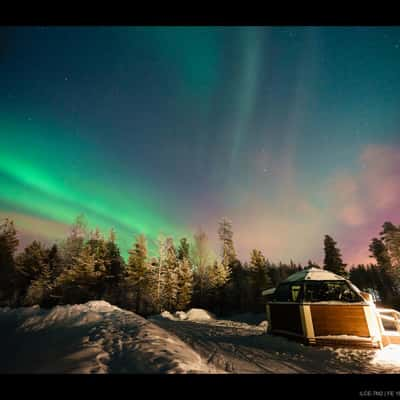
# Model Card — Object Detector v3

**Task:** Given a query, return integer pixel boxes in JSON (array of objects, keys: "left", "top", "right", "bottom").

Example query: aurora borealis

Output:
[{"left": 1, "top": 26, "right": 400, "bottom": 265}]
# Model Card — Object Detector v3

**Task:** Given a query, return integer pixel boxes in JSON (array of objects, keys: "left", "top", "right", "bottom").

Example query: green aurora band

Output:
[{"left": 0, "top": 116, "right": 189, "bottom": 256}]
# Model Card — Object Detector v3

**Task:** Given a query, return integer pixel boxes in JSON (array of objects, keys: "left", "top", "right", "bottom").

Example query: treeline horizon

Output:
[{"left": 0, "top": 215, "right": 399, "bottom": 316}]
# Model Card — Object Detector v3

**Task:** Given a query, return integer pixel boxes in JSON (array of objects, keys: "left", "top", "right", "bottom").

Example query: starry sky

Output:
[{"left": 1, "top": 26, "right": 400, "bottom": 265}]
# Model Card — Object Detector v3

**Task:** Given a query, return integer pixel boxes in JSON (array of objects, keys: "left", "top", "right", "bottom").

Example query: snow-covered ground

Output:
[
  {"left": 150, "top": 312, "right": 400, "bottom": 374},
  {"left": 1, "top": 301, "right": 400, "bottom": 374},
  {"left": 0, "top": 301, "right": 219, "bottom": 373}
]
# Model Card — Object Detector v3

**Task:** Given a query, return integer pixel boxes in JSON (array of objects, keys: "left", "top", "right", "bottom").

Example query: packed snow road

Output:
[
  {"left": 149, "top": 313, "right": 400, "bottom": 374},
  {"left": 0, "top": 301, "right": 400, "bottom": 374}
]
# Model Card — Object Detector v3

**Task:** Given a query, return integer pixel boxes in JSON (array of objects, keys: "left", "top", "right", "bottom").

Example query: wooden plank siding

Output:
[
  {"left": 382, "top": 334, "right": 400, "bottom": 346},
  {"left": 310, "top": 304, "right": 370, "bottom": 337},
  {"left": 269, "top": 303, "right": 303, "bottom": 335}
]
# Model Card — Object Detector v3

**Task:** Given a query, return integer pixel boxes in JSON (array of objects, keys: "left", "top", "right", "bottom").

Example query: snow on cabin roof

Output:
[{"left": 282, "top": 267, "right": 346, "bottom": 283}]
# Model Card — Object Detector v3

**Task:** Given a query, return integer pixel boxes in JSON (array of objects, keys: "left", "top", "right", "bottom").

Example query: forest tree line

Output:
[{"left": 0, "top": 216, "right": 400, "bottom": 315}]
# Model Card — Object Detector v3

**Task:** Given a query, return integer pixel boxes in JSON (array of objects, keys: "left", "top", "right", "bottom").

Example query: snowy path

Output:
[{"left": 149, "top": 317, "right": 400, "bottom": 374}]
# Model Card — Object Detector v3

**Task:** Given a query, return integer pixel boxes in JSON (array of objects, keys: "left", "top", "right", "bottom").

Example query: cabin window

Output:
[
  {"left": 303, "top": 281, "right": 363, "bottom": 303},
  {"left": 291, "top": 285, "right": 302, "bottom": 302},
  {"left": 274, "top": 283, "right": 303, "bottom": 302},
  {"left": 273, "top": 283, "right": 291, "bottom": 301}
]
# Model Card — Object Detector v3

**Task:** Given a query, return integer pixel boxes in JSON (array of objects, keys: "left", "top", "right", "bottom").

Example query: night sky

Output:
[{"left": 1, "top": 26, "right": 400, "bottom": 265}]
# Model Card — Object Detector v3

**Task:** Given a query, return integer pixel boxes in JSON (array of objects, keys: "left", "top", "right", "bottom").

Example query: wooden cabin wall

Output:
[
  {"left": 269, "top": 303, "right": 303, "bottom": 335},
  {"left": 310, "top": 304, "right": 370, "bottom": 337}
]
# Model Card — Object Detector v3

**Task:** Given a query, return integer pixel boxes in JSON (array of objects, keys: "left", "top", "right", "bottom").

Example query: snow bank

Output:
[
  {"left": 19, "top": 301, "right": 121, "bottom": 332},
  {"left": 175, "top": 311, "right": 188, "bottom": 321},
  {"left": 159, "top": 311, "right": 177, "bottom": 321},
  {"left": 372, "top": 345, "right": 400, "bottom": 369},
  {"left": 185, "top": 308, "right": 215, "bottom": 321},
  {"left": 151, "top": 308, "right": 215, "bottom": 322},
  {"left": 0, "top": 302, "right": 220, "bottom": 374},
  {"left": 258, "top": 320, "right": 269, "bottom": 331}
]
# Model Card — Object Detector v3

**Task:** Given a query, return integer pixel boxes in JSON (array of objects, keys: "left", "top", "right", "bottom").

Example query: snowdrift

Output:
[
  {"left": 185, "top": 308, "right": 215, "bottom": 321},
  {"left": 152, "top": 308, "right": 215, "bottom": 322},
  {"left": 0, "top": 301, "right": 219, "bottom": 374}
]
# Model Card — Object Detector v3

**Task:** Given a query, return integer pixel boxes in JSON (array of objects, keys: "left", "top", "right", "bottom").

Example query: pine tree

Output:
[
  {"left": 86, "top": 227, "right": 108, "bottom": 296},
  {"left": 349, "top": 264, "right": 369, "bottom": 290},
  {"left": 176, "top": 238, "right": 194, "bottom": 310},
  {"left": 42, "top": 244, "right": 63, "bottom": 306},
  {"left": 380, "top": 222, "right": 400, "bottom": 294},
  {"left": 369, "top": 264, "right": 387, "bottom": 302},
  {"left": 208, "top": 260, "right": 231, "bottom": 315},
  {"left": 125, "top": 234, "right": 150, "bottom": 314},
  {"left": 177, "top": 237, "right": 190, "bottom": 261},
  {"left": 369, "top": 236, "right": 394, "bottom": 301},
  {"left": 162, "top": 237, "right": 179, "bottom": 311},
  {"left": 369, "top": 237, "right": 392, "bottom": 271},
  {"left": 109, "top": 228, "right": 117, "bottom": 244},
  {"left": 191, "top": 230, "right": 214, "bottom": 306},
  {"left": 71, "top": 214, "right": 88, "bottom": 239},
  {"left": 153, "top": 235, "right": 168, "bottom": 313},
  {"left": 218, "top": 218, "right": 237, "bottom": 267},
  {"left": 103, "top": 229, "right": 125, "bottom": 305},
  {"left": 105, "top": 229, "right": 119, "bottom": 264},
  {"left": 147, "top": 256, "right": 162, "bottom": 314},
  {"left": 0, "top": 218, "right": 19, "bottom": 250},
  {"left": 249, "top": 249, "right": 272, "bottom": 312},
  {"left": 48, "top": 244, "right": 62, "bottom": 279},
  {"left": 323, "top": 235, "right": 347, "bottom": 276},
  {"left": 15, "top": 240, "right": 49, "bottom": 303},
  {"left": 55, "top": 244, "right": 100, "bottom": 304},
  {"left": 218, "top": 218, "right": 242, "bottom": 312},
  {"left": 59, "top": 214, "right": 88, "bottom": 269},
  {"left": 225, "top": 258, "right": 245, "bottom": 313},
  {"left": 0, "top": 218, "right": 19, "bottom": 305},
  {"left": 250, "top": 249, "right": 272, "bottom": 288},
  {"left": 266, "top": 260, "right": 280, "bottom": 286},
  {"left": 210, "top": 260, "right": 231, "bottom": 289},
  {"left": 24, "top": 260, "right": 53, "bottom": 307},
  {"left": 176, "top": 258, "right": 193, "bottom": 311},
  {"left": 297, "top": 263, "right": 303, "bottom": 271},
  {"left": 306, "top": 260, "right": 321, "bottom": 269}
]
